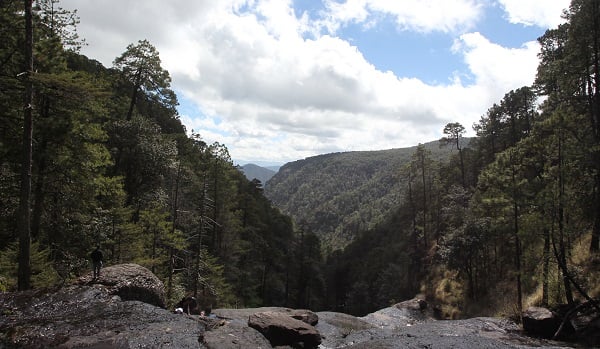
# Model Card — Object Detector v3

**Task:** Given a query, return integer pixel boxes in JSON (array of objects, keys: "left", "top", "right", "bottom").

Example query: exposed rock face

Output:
[
  {"left": 76, "top": 263, "right": 166, "bottom": 308},
  {"left": 0, "top": 285, "right": 204, "bottom": 348},
  {"left": 319, "top": 307, "right": 570, "bottom": 349},
  {"left": 248, "top": 311, "right": 322, "bottom": 348},
  {"left": 203, "top": 319, "right": 272, "bottom": 349},
  {"left": 0, "top": 275, "right": 581, "bottom": 349}
]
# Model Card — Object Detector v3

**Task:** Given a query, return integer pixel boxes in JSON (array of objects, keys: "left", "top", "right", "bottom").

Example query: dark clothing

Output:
[{"left": 91, "top": 248, "right": 103, "bottom": 278}]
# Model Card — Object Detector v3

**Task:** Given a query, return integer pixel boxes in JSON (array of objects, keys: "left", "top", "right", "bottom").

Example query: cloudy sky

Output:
[{"left": 60, "top": 0, "right": 570, "bottom": 165}]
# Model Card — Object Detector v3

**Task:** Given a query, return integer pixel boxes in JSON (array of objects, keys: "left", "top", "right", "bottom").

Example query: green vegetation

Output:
[
  {"left": 270, "top": 0, "right": 600, "bottom": 317},
  {"left": 0, "top": 0, "right": 323, "bottom": 310},
  {"left": 266, "top": 141, "right": 465, "bottom": 250},
  {"left": 2, "top": 0, "right": 599, "bottom": 322}
]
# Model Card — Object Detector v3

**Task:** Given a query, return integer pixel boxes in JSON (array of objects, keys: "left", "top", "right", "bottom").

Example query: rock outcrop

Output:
[
  {"left": 248, "top": 310, "right": 322, "bottom": 348},
  {"left": 76, "top": 263, "right": 166, "bottom": 308},
  {"left": 0, "top": 285, "right": 203, "bottom": 348},
  {"left": 522, "top": 306, "right": 564, "bottom": 339},
  {"left": 522, "top": 303, "right": 600, "bottom": 345},
  {"left": 0, "top": 268, "right": 584, "bottom": 349}
]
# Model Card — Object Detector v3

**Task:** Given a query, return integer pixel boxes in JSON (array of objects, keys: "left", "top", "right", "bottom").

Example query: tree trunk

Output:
[
  {"left": 590, "top": 0, "right": 600, "bottom": 253},
  {"left": 455, "top": 136, "right": 466, "bottom": 188},
  {"left": 542, "top": 227, "right": 550, "bottom": 306},
  {"left": 212, "top": 158, "right": 220, "bottom": 253},
  {"left": 194, "top": 174, "right": 209, "bottom": 298},
  {"left": 17, "top": 0, "right": 34, "bottom": 291},
  {"left": 31, "top": 151, "right": 46, "bottom": 239},
  {"left": 514, "top": 205, "right": 523, "bottom": 313},
  {"left": 558, "top": 134, "right": 574, "bottom": 305},
  {"left": 126, "top": 73, "right": 141, "bottom": 121},
  {"left": 420, "top": 154, "right": 427, "bottom": 248},
  {"left": 167, "top": 161, "right": 182, "bottom": 301},
  {"left": 510, "top": 155, "right": 522, "bottom": 313}
]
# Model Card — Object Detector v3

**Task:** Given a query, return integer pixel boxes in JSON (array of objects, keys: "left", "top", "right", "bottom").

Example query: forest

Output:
[
  {"left": 0, "top": 0, "right": 322, "bottom": 310},
  {"left": 1, "top": 0, "right": 600, "bottom": 320},
  {"left": 318, "top": 0, "right": 600, "bottom": 317},
  {"left": 265, "top": 140, "right": 467, "bottom": 250}
]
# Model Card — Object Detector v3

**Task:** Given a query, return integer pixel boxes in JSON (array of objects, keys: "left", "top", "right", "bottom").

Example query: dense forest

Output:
[
  {"left": 265, "top": 140, "right": 468, "bottom": 250},
  {"left": 1, "top": 0, "right": 600, "bottom": 321},
  {"left": 270, "top": 0, "right": 600, "bottom": 317},
  {"left": 0, "top": 0, "right": 322, "bottom": 310},
  {"left": 318, "top": 0, "right": 600, "bottom": 317}
]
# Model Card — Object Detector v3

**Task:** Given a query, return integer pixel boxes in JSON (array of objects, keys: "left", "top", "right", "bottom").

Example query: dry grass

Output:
[
  {"left": 429, "top": 270, "right": 464, "bottom": 319},
  {"left": 570, "top": 234, "right": 600, "bottom": 300}
]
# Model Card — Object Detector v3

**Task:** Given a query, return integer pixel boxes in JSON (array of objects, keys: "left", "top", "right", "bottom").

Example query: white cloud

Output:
[
  {"left": 319, "top": 0, "right": 484, "bottom": 34},
  {"left": 60, "top": 0, "right": 550, "bottom": 164},
  {"left": 497, "top": 0, "right": 570, "bottom": 28},
  {"left": 453, "top": 32, "right": 540, "bottom": 96}
]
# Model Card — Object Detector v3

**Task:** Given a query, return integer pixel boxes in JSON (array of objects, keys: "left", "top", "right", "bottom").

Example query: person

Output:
[{"left": 90, "top": 246, "right": 103, "bottom": 279}]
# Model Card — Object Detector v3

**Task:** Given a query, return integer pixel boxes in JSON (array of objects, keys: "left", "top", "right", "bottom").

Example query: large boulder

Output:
[
  {"left": 522, "top": 306, "right": 568, "bottom": 339},
  {"left": 248, "top": 311, "right": 322, "bottom": 348},
  {"left": 77, "top": 263, "right": 166, "bottom": 308}
]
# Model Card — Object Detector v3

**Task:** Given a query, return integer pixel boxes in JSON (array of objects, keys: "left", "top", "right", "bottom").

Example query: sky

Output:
[{"left": 60, "top": 0, "right": 571, "bottom": 166}]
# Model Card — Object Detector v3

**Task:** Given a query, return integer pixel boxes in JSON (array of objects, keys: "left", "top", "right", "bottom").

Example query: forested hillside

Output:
[
  {"left": 323, "top": 0, "right": 600, "bottom": 317},
  {"left": 265, "top": 141, "right": 468, "bottom": 249},
  {"left": 1, "top": 0, "right": 599, "bottom": 326},
  {"left": 0, "top": 0, "right": 321, "bottom": 310}
]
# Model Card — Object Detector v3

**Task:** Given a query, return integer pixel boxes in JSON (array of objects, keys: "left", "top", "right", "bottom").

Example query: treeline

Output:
[
  {"left": 324, "top": 0, "right": 600, "bottom": 317},
  {"left": 0, "top": 0, "right": 323, "bottom": 310}
]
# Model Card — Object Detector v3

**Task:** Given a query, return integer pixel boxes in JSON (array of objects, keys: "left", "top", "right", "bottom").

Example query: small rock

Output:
[{"left": 394, "top": 298, "right": 427, "bottom": 311}]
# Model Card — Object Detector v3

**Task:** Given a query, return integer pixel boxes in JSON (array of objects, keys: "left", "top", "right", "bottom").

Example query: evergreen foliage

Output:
[
  {"left": 0, "top": 0, "right": 320, "bottom": 309},
  {"left": 2, "top": 0, "right": 599, "bottom": 321}
]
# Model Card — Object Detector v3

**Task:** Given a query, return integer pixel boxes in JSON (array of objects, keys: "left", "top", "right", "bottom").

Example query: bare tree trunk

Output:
[
  {"left": 542, "top": 227, "right": 550, "bottom": 306},
  {"left": 167, "top": 161, "right": 181, "bottom": 301},
  {"left": 514, "top": 202, "right": 522, "bottom": 313},
  {"left": 126, "top": 72, "right": 141, "bottom": 121},
  {"left": 510, "top": 155, "right": 522, "bottom": 314},
  {"left": 558, "top": 133, "right": 574, "bottom": 305},
  {"left": 17, "top": 0, "right": 34, "bottom": 291}
]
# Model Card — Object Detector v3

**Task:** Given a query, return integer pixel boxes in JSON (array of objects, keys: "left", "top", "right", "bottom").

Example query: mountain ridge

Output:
[
  {"left": 265, "top": 139, "right": 468, "bottom": 249},
  {"left": 240, "top": 163, "right": 277, "bottom": 186}
]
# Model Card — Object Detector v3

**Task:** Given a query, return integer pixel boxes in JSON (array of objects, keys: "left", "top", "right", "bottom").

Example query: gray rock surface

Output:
[
  {"left": 76, "top": 263, "right": 166, "bottom": 308},
  {"left": 0, "top": 269, "right": 579, "bottom": 349},
  {"left": 0, "top": 285, "right": 204, "bottom": 348},
  {"left": 248, "top": 311, "right": 321, "bottom": 348},
  {"left": 316, "top": 307, "right": 573, "bottom": 349}
]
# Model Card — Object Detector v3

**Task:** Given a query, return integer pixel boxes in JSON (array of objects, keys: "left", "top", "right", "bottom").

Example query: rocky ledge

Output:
[{"left": 0, "top": 264, "right": 586, "bottom": 348}]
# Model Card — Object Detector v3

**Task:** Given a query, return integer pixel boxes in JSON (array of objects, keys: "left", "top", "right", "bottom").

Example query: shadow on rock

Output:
[{"left": 0, "top": 264, "right": 202, "bottom": 349}]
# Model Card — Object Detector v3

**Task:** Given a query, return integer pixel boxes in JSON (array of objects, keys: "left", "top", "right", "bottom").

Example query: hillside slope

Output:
[
  {"left": 240, "top": 163, "right": 277, "bottom": 186},
  {"left": 265, "top": 140, "right": 465, "bottom": 249}
]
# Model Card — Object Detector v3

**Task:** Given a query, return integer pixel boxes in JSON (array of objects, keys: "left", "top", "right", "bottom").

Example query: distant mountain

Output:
[
  {"left": 265, "top": 139, "right": 469, "bottom": 250},
  {"left": 240, "top": 163, "right": 277, "bottom": 186},
  {"left": 265, "top": 165, "right": 281, "bottom": 172}
]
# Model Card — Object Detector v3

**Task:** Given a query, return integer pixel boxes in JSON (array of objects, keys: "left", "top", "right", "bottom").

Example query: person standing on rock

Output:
[{"left": 91, "top": 246, "right": 103, "bottom": 279}]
